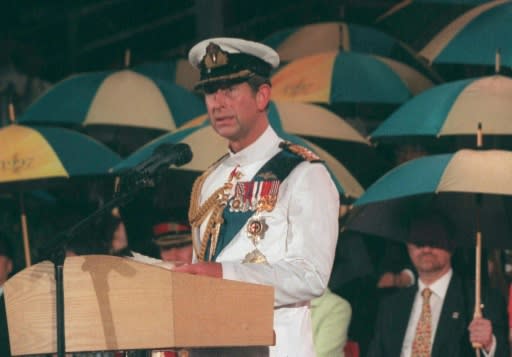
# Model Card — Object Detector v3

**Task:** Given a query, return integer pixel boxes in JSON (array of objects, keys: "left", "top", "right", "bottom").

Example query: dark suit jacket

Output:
[
  {"left": 0, "top": 294, "right": 11, "bottom": 356},
  {"left": 366, "top": 273, "right": 509, "bottom": 357}
]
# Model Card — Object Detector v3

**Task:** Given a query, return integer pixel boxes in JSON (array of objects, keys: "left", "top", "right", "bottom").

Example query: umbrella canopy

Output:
[
  {"left": 263, "top": 22, "right": 412, "bottom": 61},
  {"left": 0, "top": 125, "right": 121, "bottom": 189},
  {"left": 371, "top": 75, "right": 512, "bottom": 148},
  {"left": 271, "top": 51, "right": 434, "bottom": 106},
  {"left": 270, "top": 101, "right": 370, "bottom": 146},
  {"left": 132, "top": 58, "right": 200, "bottom": 92},
  {"left": 420, "top": 0, "right": 512, "bottom": 67},
  {"left": 0, "top": 124, "right": 121, "bottom": 266},
  {"left": 376, "top": 0, "right": 485, "bottom": 50},
  {"left": 114, "top": 122, "right": 365, "bottom": 201},
  {"left": 346, "top": 149, "right": 512, "bottom": 249},
  {"left": 262, "top": 21, "right": 439, "bottom": 82},
  {"left": 17, "top": 69, "right": 206, "bottom": 155}
]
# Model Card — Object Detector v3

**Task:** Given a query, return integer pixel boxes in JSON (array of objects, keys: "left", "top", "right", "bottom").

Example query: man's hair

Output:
[
  {"left": 247, "top": 74, "right": 271, "bottom": 92},
  {"left": 247, "top": 75, "right": 272, "bottom": 110}
]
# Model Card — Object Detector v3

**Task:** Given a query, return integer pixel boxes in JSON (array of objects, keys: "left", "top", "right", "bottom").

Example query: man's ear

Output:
[{"left": 256, "top": 84, "right": 271, "bottom": 111}]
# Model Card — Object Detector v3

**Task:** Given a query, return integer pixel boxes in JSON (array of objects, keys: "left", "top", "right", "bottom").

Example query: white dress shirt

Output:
[
  {"left": 401, "top": 269, "right": 496, "bottom": 357},
  {"left": 195, "top": 126, "right": 340, "bottom": 357}
]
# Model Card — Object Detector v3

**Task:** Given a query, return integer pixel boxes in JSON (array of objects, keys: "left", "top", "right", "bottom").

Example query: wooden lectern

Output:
[{"left": 3, "top": 255, "right": 275, "bottom": 355}]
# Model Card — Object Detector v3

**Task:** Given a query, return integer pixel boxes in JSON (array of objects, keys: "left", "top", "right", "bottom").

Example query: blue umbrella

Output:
[
  {"left": 262, "top": 21, "right": 440, "bottom": 82},
  {"left": 376, "top": 0, "right": 487, "bottom": 50},
  {"left": 371, "top": 74, "right": 512, "bottom": 147},
  {"left": 132, "top": 58, "right": 200, "bottom": 91},
  {"left": 0, "top": 124, "right": 121, "bottom": 266},
  {"left": 271, "top": 51, "right": 434, "bottom": 106},
  {"left": 420, "top": 1, "right": 512, "bottom": 67},
  {"left": 346, "top": 149, "right": 512, "bottom": 248},
  {"left": 18, "top": 69, "right": 206, "bottom": 156}
]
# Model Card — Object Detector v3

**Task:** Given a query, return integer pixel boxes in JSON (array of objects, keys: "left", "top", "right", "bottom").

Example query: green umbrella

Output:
[
  {"left": 0, "top": 124, "right": 121, "bottom": 266},
  {"left": 17, "top": 69, "right": 206, "bottom": 156},
  {"left": 371, "top": 74, "right": 512, "bottom": 150},
  {"left": 271, "top": 51, "right": 433, "bottom": 106}
]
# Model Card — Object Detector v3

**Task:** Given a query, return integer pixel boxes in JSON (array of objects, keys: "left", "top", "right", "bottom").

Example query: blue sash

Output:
[{"left": 207, "top": 149, "right": 305, "bottom": 261}]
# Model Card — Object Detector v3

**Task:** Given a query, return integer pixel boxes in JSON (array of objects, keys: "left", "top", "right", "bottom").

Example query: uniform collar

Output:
[{"left": 225, "top": 125, "right": 280, "bottom": 167}]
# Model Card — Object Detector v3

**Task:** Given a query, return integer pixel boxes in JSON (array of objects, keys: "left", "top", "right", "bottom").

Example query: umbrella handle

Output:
[
  {"left": 472, "top": 231, "right": 482, "bottom": 350},
  {"left": 19, "top": 193, "right": 32, "bottom": 267}
]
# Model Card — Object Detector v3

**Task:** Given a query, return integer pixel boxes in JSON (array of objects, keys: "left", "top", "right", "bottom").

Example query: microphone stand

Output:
[{"left": 39, "top": 173, "right": 155, "bottom": 357}]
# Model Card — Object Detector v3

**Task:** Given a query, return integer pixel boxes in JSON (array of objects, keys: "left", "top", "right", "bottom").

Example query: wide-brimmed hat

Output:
[{"left": 408, "top": 210, "right": 455, "bottom": 251}]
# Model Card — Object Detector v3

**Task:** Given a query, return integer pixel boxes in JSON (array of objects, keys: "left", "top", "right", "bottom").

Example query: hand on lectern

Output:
[{"left": 172, "top": 262, "right": 222, "bottom": 278}]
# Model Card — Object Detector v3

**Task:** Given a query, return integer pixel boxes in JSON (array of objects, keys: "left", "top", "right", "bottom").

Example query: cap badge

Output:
[{"left": 204, "top": 42, "right": 228, "bottom": 70}]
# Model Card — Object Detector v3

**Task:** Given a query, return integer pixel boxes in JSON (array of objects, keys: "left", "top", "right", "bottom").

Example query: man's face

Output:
[
  {"left": 407, "top": 243, "right": 452, "bottom": 277},
  {"left": 160, "top": 244, "right": 193, "bottom": 267},
  {"left": 204, "top": 82, "right": 269, "bottom": 151}
]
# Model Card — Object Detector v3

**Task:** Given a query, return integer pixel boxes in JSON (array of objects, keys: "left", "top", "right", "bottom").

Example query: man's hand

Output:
[
  {"left": 377, "top": 272, "right": 396, "bottom": 288},
  {"left": 377, "top": 271, "right": 413, "bottom": 288},
  {"left": 172, "top": 262, "right": 223, "bottom": 278},
  {"left": 468, "top": 317, "right": 494, "bottom": 352}
]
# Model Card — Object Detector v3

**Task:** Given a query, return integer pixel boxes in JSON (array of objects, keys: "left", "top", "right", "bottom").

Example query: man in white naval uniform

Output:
[{"left": 174, "top": 37, "right": 339, "bottom": 357}]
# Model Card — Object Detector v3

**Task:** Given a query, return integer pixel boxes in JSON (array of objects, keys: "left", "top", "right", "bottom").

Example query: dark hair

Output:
[
  {"left": 247, "top": 75, "right": 272, "bottom": 110},
  {"left": 247, "top": 74, "right": 271, "bottom": 92}
]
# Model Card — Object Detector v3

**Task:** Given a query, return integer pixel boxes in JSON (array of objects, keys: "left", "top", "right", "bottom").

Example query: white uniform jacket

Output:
[{"left": 194, "top": 126, "right": 339, "bottom": 357}]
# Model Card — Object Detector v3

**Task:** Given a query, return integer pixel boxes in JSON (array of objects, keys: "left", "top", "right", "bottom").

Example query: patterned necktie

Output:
[{"left": 411, "top": 287, "right": 433, "bottom": 357}]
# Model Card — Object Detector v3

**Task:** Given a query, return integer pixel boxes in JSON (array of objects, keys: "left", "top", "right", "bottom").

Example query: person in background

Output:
[
  {"left": 311, "top": 288, "right": 352, "bottom": 357},
  {"left": 150, "top": 221, "right": 192, "bottom": 357},
  {"left": 375, "top": 143, "right": 427, "bottom": 291},
  {"left": 152, "top": 221, "right": 193, "bottom": 267},
  {"left": 174, "top": 37, "right": 339, "bottom": 356},
  {"left": 367, "top": 210, "right": 509, "bottom": 357}
]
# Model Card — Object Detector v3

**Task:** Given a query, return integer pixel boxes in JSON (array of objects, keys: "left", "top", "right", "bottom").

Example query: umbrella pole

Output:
[
  {"left": 19, "top": 193, "right": 32, "bottom": 267},
  {"left": 472, "top": 192, "right": 482, "bottom": 354},
  {"left": 9, "top": 101, "right": 32, "bottom": 267},
  {"left": 474, "top": 230, "right": 482, "bottom": 320},
  {"left": 473, "top": 230, "right": 482, "bottom": 357},
  {"left": 472, "top": 124, "right": 482, "bottom": 354}
]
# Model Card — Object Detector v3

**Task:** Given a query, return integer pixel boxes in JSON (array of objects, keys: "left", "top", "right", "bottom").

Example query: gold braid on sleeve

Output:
[{"left": 188, "top": 163, "right": 236, "bottom": 261}]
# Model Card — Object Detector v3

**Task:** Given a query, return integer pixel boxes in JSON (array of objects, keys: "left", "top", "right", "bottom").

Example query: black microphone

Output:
[{"left": 136, "top": 142, "right": 193, "bottom": 176}]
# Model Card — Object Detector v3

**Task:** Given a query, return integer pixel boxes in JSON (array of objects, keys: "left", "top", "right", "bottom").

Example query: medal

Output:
[
  {"left": 246, "top": 217, "right": 268, "bottom": 243},
  {"left": 243, "top": 248, "right": 269, "bottom": 264},
  {"left": 243, "top": 216, "right": 269, "bottom": 264}
]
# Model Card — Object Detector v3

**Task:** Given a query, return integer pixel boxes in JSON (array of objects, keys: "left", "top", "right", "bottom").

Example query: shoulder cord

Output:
[{"left": 188, "top": 160, "right": 239, "bottom": 261}]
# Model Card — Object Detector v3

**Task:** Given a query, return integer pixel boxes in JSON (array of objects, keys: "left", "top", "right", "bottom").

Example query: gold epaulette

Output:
[{"left": 279, "top": 141, "right": 323, "bottom": 163}]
